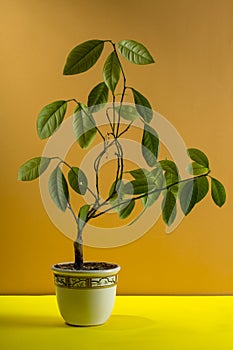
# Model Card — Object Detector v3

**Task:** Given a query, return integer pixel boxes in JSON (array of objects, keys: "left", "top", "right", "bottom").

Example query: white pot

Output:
[{"left": 52, "top": 262, "right": 120, "bottom": 326}]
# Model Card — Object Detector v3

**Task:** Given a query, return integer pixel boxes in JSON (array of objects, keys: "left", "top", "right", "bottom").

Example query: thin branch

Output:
[
  {"left": 67, "top": 202, "right": 78, "bottom": 223},
  {"left": 118, "top": 121, "right": 134, "bottom": 137},
  {"left": 106, "top": 107, "right": 114, "bottom": 134},
  {"left": 90, "top": 171, "right": 211, "bottom": 219}
]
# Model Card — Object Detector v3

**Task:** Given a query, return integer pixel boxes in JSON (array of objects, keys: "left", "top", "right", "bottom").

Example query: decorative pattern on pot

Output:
[{"left": 54, "top": 274, "right": 117, "bottom": 289}]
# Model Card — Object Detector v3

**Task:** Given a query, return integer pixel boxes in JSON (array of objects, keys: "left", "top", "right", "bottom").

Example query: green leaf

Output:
[
  {"left": 118, "top": 200, "right": 135, "bottom": 219},
  {"left": 186, "top": 162, "right": 209, "bottom": 175},
  {"left": 211, "top": 177, "right": 226, "bottom": 207},
  {"left": 196, "top": 176, "right": 209, "bottom": 203},
  {"left": 124, "top": 180, "right": 146, "bottom": 195},
  {"left": 159, "top": 160, "right": 178, "bottom": 175},
  {"left": 142, "top": 190, "right": 161, "bottom": 208},
  {"left": 87, "top": 82, "right": 109, "bottom": 112},
  {"left": 117, "top": 40, "right": 154, "bottom": 65},
  {"left": 142, "top": 124, "right": 159, "bottom": 167},
  {"left": 128, "top": 168, "right": 149, "bottom": 180},
  {"left": 78, "top": 204, "right": 90, "bottom": 232},
  {"left": 103, "top": 51, "right": 120, "bottom": 93},
  {"left": 18, "top": 157, "right": 51, "bottom": 181},
  {"left": 142, "top": 168, "right": 163, "bottom": 207},
  {"left": 131, "top": 88, "right": 153, "bottom": 123},
  {"left": 159, "top": 160, "right": 179, "bottom": 196},
  {"left": 63, "top": 40, "right": 104, "bottom": 75},
  {"left": 179, "top": 180, "right": 198, "bottom": 215},
  {"left": 108, "top": 180, "right": 125, "bottom": 208},
  {"left": 162, "top": 191, "right": 177, "bottom": 226},
  {"left": 187, "top": 148, "right": 209, "bottom": 168},
  {"left": 68, "top": 167, "right": 88, "bottom": 195},
  {"left": 37, "top": 101, "right": 67, "bottom": 139},
  {"left": 164, "top": 171, "right": 179, "bottom": 197},
  {"left": 124, "top": 178, "right": 155, "bottom": 195},
  {"left": 73, "top": 104, "right": 97, "bottom": 149},
  {"left": 115, "top": 104, "right": 140, "bottom": 121},
  {"left": 48, "top": 166, "right": 69, "bottom": 212}
]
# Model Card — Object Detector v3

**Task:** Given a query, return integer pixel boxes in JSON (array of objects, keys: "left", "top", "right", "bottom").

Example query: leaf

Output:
[
  {"left": 78, "top": 204, "right": 90, "bottom": 232},
  {"left": 164, "top": 171, "right": 179, "bottom": 197},
  {"left": 196, "top": 176, "right": 209, "bottom": 203},
  {"left": 117, "top": 40, "right": 154, "bottom": 65},
  {"left": 142, "top": 124, "right": 159, "bottom": 167},
  {"left": 124, "top": 179, "right": 155, "bottom": 195},
  {"left": 128, "top": 168, "right": 150, "bottom": 180},
  {"left": 142, "top": 167, "right": 163, "bottom": 207},
  {"left": 186, "top": 162, "right": 209, "bottom": 175},
  {"left": 179, "top": 179, "right": 198, "bottom": 215},
  {"left": 187, "top": 148, "right": 209, "bottom": 168},
  {"left": 87, "top": 82, "right": 109, "bottom": 112},
  {"left": 159, "top": 160, "right": 179, "bottom": 196},
  {"left": 142, "top": 190, "right": 161, "bottom": 208},
  {"left": 37, "top": 101, "right": 67, "bottom": 139},
  {"left": 115, "top": 104, "right": 140, "bottom": 121},
  {"left": 131, "top": 88, "right": 153, "bottom": 123},
  {"left": 211, "top": 177, "right": 226, "bottom": 207},
  {"left": 124, "top": 180, "right": 146, "bottom": 195},
  {"left": 68, "top": 167, "right": 88, "bottom": 195},
  {"left": 159, "top": 160, "right": 178, "bottom": 175},
  {"left": 118, "top": 200, "right": 135, "bottom": 219},
  {"left": 18, "top": 157, "right": 51, "bottom": 181},
  {"left": 162, "top": 191, "right": 177, "bottom": 226},
  {"left": 63, "top": 40, "right": 104, "bottom": 75},
  {"left": 108, "top": 180, "right": 125, "bottom": 208},
  {"left": 73, "top": 104, "right": 97, "bottom": 149},
  {"left": 48, "top": 166, "right": 69, "bottom": 212},
  {"left": 103, "top": 51, "right": 120, "bottom": 93}
]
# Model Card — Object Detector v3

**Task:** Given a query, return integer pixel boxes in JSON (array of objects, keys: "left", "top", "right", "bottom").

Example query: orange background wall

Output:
[{"left": 1, "top": 0, "right": 233, "bottom": 294}]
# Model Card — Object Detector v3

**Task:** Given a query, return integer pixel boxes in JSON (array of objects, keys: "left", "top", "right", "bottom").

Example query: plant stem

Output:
[
  {"left": 74, "top": 239, "right": 83, "bottom": 269},
  {"left": 110, "top": 42, "right": 127, "bottom": 137}
]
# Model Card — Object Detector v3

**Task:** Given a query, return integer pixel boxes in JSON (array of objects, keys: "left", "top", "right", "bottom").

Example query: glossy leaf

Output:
[
  {"left": 118, "top": 200, "right": 135, "bottom": 219},
  {"left": 103, "top": 51, "right": 120, "bottom": 93},
  {"left": 87, "top": 82, "right": 109, "bottom": 112},
  {"left": 162, "top": 191, "right": 177, "bottom": 226},
  {"left": 179, "top": 180, "right": 198, "bottom": 215},
  {"left": 73, "top": 104, "right": 97, "bottom": 149},
  {"left": 128, "top": 168, "right": 150, "bottom": 180},
  {"left": 164, "top": 171, "right": 179, "bottom": 197},
  {"left": 115, "top": 104, "right": 140, "bottom": 121},
  {"left": 131, "top": 88, "right": 153, "bottom": 123},
  {"left": 117, "top": 40, "right": 154, "bottom": 65},
  {"left": 159, "top": 160, "right": 178, "bottom": 175},
  {"left": 186, "top": 162, "right": 209, "bottom": 175},
  {"left": 142, "top": 124, "right": 159, "bottom": 167},
  {"left": 196, "top": 176, "right": 209, "bottom": 203},
  {"left": 142, "top": 167, "right": 164, "bottom": 208},
  {"left": 108, "top": 180, "right": 125, "bottom": 207},
  {"left": 78, "top": 204, "right": 90, "bottom": 232},
  {"left": 68, "top": 167, "right": 88, "bottom": 195},
  {"left": 124, "top": 180, "right": 145, "bottom": 195},
  {"left": 48, "top": 166, "right": 69, "bottom": 212},
  {"left": 187, "top": 148, "right": 209, "bottom": 168},
  {"left": 18, "top": 157, "right": 50, "bottom": 181},
  {"left": 37, "top": 100, "right": 67, "bottom": 139},
  {"left": 63, "top": 40, "right": 104, "bottom": 75},
  {"left": 211, "top": 177, "right": 226, "bottom": 207}
]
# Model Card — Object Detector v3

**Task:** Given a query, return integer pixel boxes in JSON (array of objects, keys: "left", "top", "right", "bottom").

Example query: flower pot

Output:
[{"left": 52, "top": 262, "right": 121, "bottom": 326}]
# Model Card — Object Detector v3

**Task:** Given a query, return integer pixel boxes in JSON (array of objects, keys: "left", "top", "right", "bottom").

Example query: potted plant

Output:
[{"left": 18, "top": 39, "right": 226, "bottom": 326}]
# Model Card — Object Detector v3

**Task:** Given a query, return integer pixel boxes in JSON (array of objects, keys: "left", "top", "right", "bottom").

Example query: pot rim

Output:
[{"left": 51, "top": 261, "right": 121, "bottom": 276}]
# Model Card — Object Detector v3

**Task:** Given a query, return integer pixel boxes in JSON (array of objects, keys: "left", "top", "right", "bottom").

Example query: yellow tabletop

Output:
[{"left": 0, "top": 295, "right": 232, "bottom": 350}]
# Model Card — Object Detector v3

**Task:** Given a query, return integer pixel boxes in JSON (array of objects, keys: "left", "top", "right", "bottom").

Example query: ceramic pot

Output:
[{"left": 52, "top": 262, "right": 120, "bottom": 326}]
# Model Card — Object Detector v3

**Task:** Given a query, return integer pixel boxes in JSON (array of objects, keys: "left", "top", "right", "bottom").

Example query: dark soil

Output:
[{"left": 54, "top": 262, "right": 119, "bottom": 271}]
